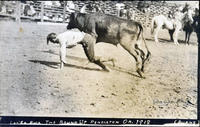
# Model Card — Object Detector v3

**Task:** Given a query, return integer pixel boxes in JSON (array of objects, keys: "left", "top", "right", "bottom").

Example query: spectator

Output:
[
  {"left": 52, "top": 1, "right": 61, "bottom": 7},
  {"left": 119, "top": 5, "right": 128, "bottom": 19},
  {"left": 24, "top": 4, "right": 30, "bottom": 16},
  {"left": 127, "top": 9, "right": 136, "bottom": 20},
  {"left": 116, "top": 2, "right": 125, "bottom": 17},
  {"left": 58, "top": 14, "right": 63, "bottom": 22},
  {"left": 80, "top": 4, "right": 87, "bottom": 13},
  {"left": 5, "top": 1, "right": 15, "bottom": 14},
  {"left": 168, "top": 11, "right": 173, "bottom": 19},
  {"left": 43, "top": 13, "right": 50, "bottom": 20},
  {"left": 44, "top": 1, "right": 53, "bottom": 7},
  {"left": 0, "top": 1, "right": 6, "bottom": 13},
  {"left": 66, "top": 1, "right": 76, "bottom": 13},
  {"left": 137, "top": 1, "right": 150, "bottom": 13},
  {"left": 92, "top": 4, "right": 103, "bottom": 13},
  {"left": 28, "top": 2, "right": 36, "bottom": 17},
  {"left": 24, "top": 2, "right": 36, "bottom": 17}
]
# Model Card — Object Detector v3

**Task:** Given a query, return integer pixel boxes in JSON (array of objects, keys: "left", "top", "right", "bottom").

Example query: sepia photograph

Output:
[{"left": 0, "top": 0, "right": 199, "bottom": 126}]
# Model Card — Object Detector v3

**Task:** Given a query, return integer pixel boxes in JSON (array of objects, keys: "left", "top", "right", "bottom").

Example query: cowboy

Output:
[{"left": 47, "top": 29, "right": 95, "bottom": 69}]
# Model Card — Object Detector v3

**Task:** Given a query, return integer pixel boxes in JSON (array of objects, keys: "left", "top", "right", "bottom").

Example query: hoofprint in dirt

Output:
[{"left": 0, "top": 21, "right": 197, "bottom": 118}]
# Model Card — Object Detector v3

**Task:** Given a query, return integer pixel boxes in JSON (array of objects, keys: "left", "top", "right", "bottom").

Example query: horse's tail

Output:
[
  {"left": 47, "top": 33, "right": 58, "bottom": 45},
  {"left": 151, "top": 18, "right": 155, "bottom": 35}
]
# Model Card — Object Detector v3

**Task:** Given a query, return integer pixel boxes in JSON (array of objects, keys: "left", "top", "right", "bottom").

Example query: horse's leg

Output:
[
  {"left": 185, "top": 31, "right": 188, "bottom": 45},
  {"left": 173, "top": 29, "right": 180, "bottom": 45},
  {"left": 173, "top": 23, "right": 182, "bottom": 45},
  {"left": 81, "top": 34, "right": 110, "bottom": 71},
  {"left": 119, "top": 36, "right": 144, "bottom": 78},
  {"left": 168, "top": 29, "right": 175, "bottom": 41},
  {"left": 187, "top": 31, "right": 192, "bottom": 45},
  {"left": 154, "top": 25, "right": 161, "bottom": 43}
]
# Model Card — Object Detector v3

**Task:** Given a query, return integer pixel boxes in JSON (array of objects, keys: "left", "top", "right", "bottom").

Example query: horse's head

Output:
[
  {"left": 186, "top": 10, "right": 194, "bottom": 23},
  {"left": 181, "top": 9, "right": 194, "bottom": 25}
]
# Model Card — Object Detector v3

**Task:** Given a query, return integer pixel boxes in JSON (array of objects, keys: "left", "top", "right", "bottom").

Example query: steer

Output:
[{"left": 67, "top": 13, "right": 151, "bottom": 78}]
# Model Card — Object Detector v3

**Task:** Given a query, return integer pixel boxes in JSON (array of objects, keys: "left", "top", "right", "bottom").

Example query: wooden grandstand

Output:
[{"left": 0, "top": 1, "right": 178, "bottom": 27}]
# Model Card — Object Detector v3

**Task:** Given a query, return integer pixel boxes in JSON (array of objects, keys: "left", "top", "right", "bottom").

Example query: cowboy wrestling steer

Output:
[{"left": 67, "top": 13, "right": 151, "bottom": 78}]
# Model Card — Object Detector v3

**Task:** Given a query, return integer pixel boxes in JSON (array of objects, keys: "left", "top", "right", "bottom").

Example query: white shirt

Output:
[{"left": 57, "top": 29, "right": 85, "bottom": 48}]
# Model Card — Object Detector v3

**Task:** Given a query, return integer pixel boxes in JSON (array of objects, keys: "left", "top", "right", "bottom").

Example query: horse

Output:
[
  {"left": 151, "top": 9, "right": 194, "bottom": 45},
  {"left": 183, "top": 8, "right": 199, "bottom": 45}
]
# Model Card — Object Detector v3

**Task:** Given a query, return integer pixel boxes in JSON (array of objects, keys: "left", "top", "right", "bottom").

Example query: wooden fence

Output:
[{"left": 0, "top": 1, "right": 177, "bottom": 27}]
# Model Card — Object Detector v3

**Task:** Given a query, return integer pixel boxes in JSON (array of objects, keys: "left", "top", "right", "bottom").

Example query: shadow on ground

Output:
[{"left": 29, "top": 60, "right": 102, "bottom": 71}]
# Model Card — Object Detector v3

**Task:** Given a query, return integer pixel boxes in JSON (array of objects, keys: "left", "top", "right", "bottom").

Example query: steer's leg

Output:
[
  {"left": 81, "top": 34, "right": 110, "bottom": 71},
  {"left": 119, "top": 35, "right": 144, "bottom": 78},
  {"left": 135, "top": 39, "right": 151, "bottom": 73}
]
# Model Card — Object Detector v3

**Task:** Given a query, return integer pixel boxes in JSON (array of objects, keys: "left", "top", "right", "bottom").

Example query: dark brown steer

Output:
[{"left": 67, "top": 13, "right": 151, "bottom": 78}]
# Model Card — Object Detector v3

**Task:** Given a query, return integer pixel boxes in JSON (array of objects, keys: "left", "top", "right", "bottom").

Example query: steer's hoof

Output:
[
  {"left": 137, "top": 70, "right": 145, "bottom": 79},
  {"left": 103, "top": 67, "right": 110, "bottom": 72},
  {"left": 111, "top": 58, "right": 117, "bottom": 67}
]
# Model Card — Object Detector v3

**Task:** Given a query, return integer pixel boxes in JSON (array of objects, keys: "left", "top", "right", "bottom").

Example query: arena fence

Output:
[{"left": 0, "top": 1, "right": 177, "bottom": 28}]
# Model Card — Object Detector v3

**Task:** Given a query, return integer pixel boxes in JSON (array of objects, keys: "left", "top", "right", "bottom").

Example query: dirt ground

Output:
[{"left": 0, "top": 21, "right": 198, "bottom": 119}]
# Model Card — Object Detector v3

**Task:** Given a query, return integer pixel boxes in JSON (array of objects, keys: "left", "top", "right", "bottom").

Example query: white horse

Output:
[{"left": 151, "top": 10, "right": 194, "bottom": 45}]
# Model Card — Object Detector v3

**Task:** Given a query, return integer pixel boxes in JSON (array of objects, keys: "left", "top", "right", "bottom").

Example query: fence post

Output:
[
  {"left": 41, "top": 2, "right": 44, "bottom": 22},
  {"left": 15, "top": 1, "right": 21, "bottom": 23},
  {"left": 63, "top": 2, "right": 66, "bottom": 23}
]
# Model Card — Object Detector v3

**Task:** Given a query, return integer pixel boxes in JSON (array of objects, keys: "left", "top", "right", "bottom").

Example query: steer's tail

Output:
[{"left": 47, "top": 33, "right": 58, "bottom": 45}]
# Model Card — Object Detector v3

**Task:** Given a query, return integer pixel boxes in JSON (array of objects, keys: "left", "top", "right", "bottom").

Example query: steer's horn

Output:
[{"left": 47, "top": 33, "right": 57, "bottom": 45}]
